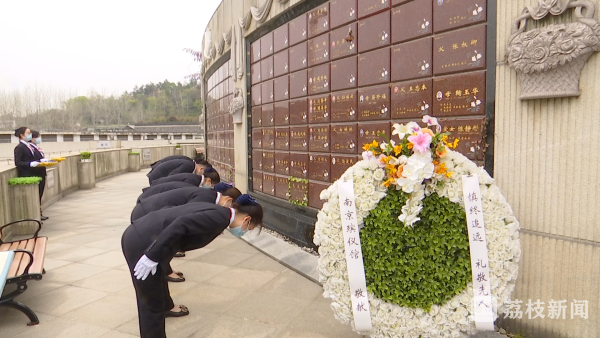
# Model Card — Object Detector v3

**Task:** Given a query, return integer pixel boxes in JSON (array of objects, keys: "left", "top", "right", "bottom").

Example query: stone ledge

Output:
[{"left": 241, "top": 230, "right": 320, "bottom": 285}]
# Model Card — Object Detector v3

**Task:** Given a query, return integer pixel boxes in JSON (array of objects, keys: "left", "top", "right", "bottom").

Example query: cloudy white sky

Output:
[{"left": 0, "top": 0, "right": 221, "bottom": 96}]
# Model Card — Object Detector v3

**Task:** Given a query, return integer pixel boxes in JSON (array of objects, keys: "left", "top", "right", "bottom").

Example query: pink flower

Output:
[{"left": 408, "top": 132, "right": 432, "bottom": 154}]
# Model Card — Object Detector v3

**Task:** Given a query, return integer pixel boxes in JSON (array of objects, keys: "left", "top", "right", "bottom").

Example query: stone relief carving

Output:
[
  {"left": 239, "top": 11, "right": 252, "bottom": 30},
  {"left": 216, "top": 37, "right": 225, "bottom": 55},
  {"left": 251, "top": 0, "right": 274, "bottom": 23},
  {"left": 223, "top": 28, "right": 232, "bottom": 45},
  {"left": 507, "top": 0, "right": 600, "bottom": 99},
  {"left": 229, "top": 87, "right": 245, "bottom": 124},
  {"left": 231, "top": 23, "right": 244, "bottom": 81},
  {"left": 203, "top": 29, "right": 212, "bottom": 62}
]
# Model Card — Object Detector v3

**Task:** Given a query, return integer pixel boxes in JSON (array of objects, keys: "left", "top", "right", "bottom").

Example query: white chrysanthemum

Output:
[{"left": 314, "top": 150, "right": 521, "bottom": 338}]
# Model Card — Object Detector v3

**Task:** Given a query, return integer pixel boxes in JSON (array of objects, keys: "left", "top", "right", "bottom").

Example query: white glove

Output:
[
  {"left": 133, "top": 255, "right": 158, "bottom": 280},
  {"left": 40, "top": 158, "right": 52, "bottom": 163},
  {"left": 30, "top": 161, "right": 40, "bottom": 167}
]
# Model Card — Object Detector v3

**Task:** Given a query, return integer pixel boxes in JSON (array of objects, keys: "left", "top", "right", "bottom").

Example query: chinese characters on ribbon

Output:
[
  {"left": 338, "top": 174, "right": 373, "bottom": 332},
  {"left": 462, "top": 174, "right": 494, "bottom": 331}
]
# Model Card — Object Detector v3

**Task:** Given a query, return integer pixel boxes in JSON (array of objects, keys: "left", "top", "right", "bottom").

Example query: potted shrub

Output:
[
  {"left": 78, "top": 151, "right": 95, "bottom": 189},
  {"left": 80, "top": 151, "right": 92, "bottom": 163},
  {"left": 174, "top": 144, "right": 183, "bottom": 156},
  {"left": 7, "top": 177, "right": 42, "bottom": 237},
  {"left": 128, "top": 151, "right": 141, "bottom": 172}
]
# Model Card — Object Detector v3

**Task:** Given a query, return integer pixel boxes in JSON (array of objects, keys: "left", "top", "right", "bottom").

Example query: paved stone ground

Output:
[
  {"left": 0, "top": 169, "right": 505, "bottom": 338},
  {"left": 0, "top": 170, "right": 361, "bottom": 338}
]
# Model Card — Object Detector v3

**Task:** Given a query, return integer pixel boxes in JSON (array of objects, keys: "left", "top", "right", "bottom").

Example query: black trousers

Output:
[
  {"left": 38, "top": 174, "right": 45, "bottom": 202},
  {"left": 121, "top": 226, "right": 175, "bottom": 338}
]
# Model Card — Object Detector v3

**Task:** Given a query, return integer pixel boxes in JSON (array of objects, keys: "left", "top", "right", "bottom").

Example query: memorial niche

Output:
[
  {"left": 206, "top": 60, "right": 235, "bottom": 182},
  {"left": 249, "top": 0, "right": 489, "bottom": 209}
]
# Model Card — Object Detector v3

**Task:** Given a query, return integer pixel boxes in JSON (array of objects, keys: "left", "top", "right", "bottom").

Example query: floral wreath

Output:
[{"left": 314, "top": 116, "right": 521, "bottom": 338}]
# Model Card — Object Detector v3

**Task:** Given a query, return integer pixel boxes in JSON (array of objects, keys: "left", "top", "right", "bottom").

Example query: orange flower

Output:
[
  {"left": 436, "top": 147, "right": 447, "bottom": 158},
  {"left": 422, "top": 128, "right": 434, "bottom": 137},
  {"left": 407, "top": 143, "right": 413, "bottom": 150},
  {"left": 396, "top": 165, "right": 404, "bottom": 178},
  {"left": 383, "top": 178, "right": 394, "bottom": 187}
]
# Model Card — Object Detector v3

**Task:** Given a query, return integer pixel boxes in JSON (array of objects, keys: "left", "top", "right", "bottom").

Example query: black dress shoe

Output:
[
  {"left": 41, "top": 215, "right": 49, "bottom": 221},
  {"left": 166, "top": 275, "right": 185, "bottom": 282},
  {"left": 164, "top": 305, "right": 189, "bottom": 317}
]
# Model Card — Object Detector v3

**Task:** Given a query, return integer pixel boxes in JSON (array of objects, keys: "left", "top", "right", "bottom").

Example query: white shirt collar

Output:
[
  {"left": 215, "top": 192, "right": 221, "bottom": 204},
  {"left": 199, "top": 175, "right": 205, "bottom": 186},
  {"left": 229, "top": 208, "right": 235, "bottom": 225}
]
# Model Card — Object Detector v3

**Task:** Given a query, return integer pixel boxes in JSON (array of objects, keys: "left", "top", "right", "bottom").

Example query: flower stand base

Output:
[
  {"left": 8, "top": 184, "right": 42, "bottom": 238},
  {"left": 78, "top": 161, "right": 96, "bottom": 189},
  {"left": 128, "top": 154, "right": 141, "bottom": 172}
]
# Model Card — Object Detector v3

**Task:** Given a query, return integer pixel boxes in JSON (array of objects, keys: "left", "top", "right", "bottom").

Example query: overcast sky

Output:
[{"left": 0, "top": 0, "right": 221, "bottom": 96}]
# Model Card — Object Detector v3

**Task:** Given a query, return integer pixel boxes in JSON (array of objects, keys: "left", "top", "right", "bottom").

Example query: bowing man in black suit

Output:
[
  {"left": 13, "top": 127, "right": 52, "bottom": 220},
  {"left": 130, "top": 183, "right": 242, "bottom": 282},
  {"left": 149, "top": 153, "right": 206, "bottom": 171},
  {"left": 150, "top": 166, "right": 220, "bottom": 187},
  {"left": 121, "top": 195, "right": 263, "bottom": 338},
  {"left": 146, "top": 159, "right": 196, "bottom": 185}
]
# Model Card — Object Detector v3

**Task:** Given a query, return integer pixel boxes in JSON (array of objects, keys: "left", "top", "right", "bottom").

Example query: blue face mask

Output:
[
  {"left": 201, "top": 184, "right": 212, "bottom": 189},
  {"left": 25, "top": 134, "right": 32, "bottom": 141},
  {"left": 229, "top": 222, "right": 249, "bottom": 237},
  {"left": 35, "top": 137, "right": 42, "bottom": 144}
]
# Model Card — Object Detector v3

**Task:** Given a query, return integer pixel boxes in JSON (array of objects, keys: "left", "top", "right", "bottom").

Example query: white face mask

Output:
[{"left": 228, "top": 220, "right": 249, "bottom": 237}]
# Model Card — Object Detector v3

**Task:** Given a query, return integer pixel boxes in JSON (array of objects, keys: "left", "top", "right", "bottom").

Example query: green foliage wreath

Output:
[{"left": 361, "top": 189, "right": 471, "bottom": 311}]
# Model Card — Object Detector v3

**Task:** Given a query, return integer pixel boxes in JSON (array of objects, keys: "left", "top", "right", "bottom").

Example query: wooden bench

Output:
[{"left": 0, "top": 219, "right": 48, "bottom": 326}]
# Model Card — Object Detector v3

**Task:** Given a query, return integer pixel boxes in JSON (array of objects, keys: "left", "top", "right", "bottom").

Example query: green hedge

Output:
[
  {"left": 175, "top": 144, "right": 181, "bottom": 149},
  {"left": 80, "top": 151, "right": 92, "bottom": 159},
  {"left": 129, "top": 152, "right": 140, "bottom": 155},
  {"left": 8, "top": 177, "right": 43, "bottom": 185}
]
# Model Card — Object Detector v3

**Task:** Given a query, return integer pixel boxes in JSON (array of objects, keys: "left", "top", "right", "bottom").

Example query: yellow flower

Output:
[
  {"left": 407, "top": 143, "right": 413, "bottom": 150},
  {"left": 445, "top": 172, "right": 453, "bottom": 178},
  {"left": 434, "top": 161, "right": 448, "bottom": 175},
  {"left": 393, "top": 145, "right": 403, "bottom": 156},
  {"left": 383, "top": 178, "right": 394, "bottom": 188}
]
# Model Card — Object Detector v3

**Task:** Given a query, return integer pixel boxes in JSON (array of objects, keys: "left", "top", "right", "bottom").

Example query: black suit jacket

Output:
[
  {"left": 130, "top": 203, "right": 231, "bottom": 263},
  {"left": 146, "top": 159, "right": 195, "bottom": 185},
  {"left": 151, "top": 173, "right": 203, "bottom": 186},
  {"left": 137, "top": 181, "right": 197, "bottom": 204},
  {"left": 132, "top": 187, "right": 219, "bottom": 221},
  {"left": 150, "top": 155, "right": 192, "bottom": 169},
  {"left": 140, "top": 187, "right": 218, "bottom": 212},
  {"left": 14, "top": 142, "right": 46, "bottom": 178}
]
